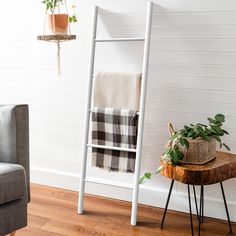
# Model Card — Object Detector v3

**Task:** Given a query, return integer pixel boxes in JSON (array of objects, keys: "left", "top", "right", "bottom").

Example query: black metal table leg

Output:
[
  {"left": 188, "top": 185, "right": 194, "bottom": 236},
  {"left": 161, "top": 180, "right": 175, "bottom": 229},
  {"left": 220, "top": 182, "right": 233, "bottom": 233},
  {"left": 193, "top": 185, "right": 199, "bottom": 220},
  {"left": 200, "top": 185, "right": 204, "bottom": 223}
]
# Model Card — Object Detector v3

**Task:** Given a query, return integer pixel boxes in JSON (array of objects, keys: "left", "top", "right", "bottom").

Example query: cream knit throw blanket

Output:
[{"left": 93, "top": 71, "right": 141, "bottom": 110}]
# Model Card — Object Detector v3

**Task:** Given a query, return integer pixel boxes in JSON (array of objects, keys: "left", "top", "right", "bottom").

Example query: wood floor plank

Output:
[
  {"left": 17, "top": 226, "right": 65, "bottom": 236},
  {"left": 27, "top": 214, "right": 50, "bottom": 228},
  {"left": 42, "top": 220, "right": 108, "bottom": 236},
  {"left": 17, "top": 184, "right": 235, "bottom": 236}
]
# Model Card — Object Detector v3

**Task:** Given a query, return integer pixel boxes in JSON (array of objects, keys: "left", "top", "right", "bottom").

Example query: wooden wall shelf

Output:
[{"left": 37, "top": 35, "right": 76, "bottom": 42}]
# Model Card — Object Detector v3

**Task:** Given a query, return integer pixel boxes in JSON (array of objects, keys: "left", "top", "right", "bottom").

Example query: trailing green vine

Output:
[{"left": 140, "top": 114, "right": 230, "bottom": 184}]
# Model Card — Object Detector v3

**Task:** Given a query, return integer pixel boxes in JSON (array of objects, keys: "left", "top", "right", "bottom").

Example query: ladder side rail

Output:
[
  {"left": 78, "top": 5, "right": 98, "bottom": 214},
  {"left": 131, "top": 1, "right": 153, "bottom": 226}
]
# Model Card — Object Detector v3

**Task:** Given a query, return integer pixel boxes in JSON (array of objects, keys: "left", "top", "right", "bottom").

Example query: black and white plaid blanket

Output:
[{"left": 91, "top": 107, "right": 138, "bottom": 173}]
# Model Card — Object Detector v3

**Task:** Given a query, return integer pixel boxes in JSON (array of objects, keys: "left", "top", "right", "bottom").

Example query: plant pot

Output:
[
  {"left": 46, "top": 14, "right": 69, "bottom": 35},
  {"left": 180, "top": 137, "right": 216, "bottom": 164}
]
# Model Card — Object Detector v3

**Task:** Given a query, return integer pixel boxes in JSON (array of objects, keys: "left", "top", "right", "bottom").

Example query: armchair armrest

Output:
[{"left": 0, "top": 104, "right": 30, "bottom": 201}]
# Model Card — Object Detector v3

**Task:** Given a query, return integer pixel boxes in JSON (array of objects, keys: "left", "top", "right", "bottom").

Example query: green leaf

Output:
[
  {"left": 197, "top": 123, "right": 207, "bottom": 127},
  {"left": 214, "top": 135, "right": 221, "bottom": 142},
  {"left": 139, "top": 175, "right": 146, "bottom": 184},
  {"left": 188, "top": 131, "right": 194, "bottom": 138},
  {"left": 210, "top": 125, "right": 223, "bottom": 135},
  {"left": 170, "top": 133, "right": 178, "bottom": 141},
  {"left": 139, "top": 172, "right": 152, "bottom": 184},
  {"left": 180, "top": 138, "right": 189, "bottom": 148},
  {"left": 144, "top": 172, "right": 151, "bottom": 179},
  {"left": 199, "top": 131, "right": 209, "bottom": 140},
  {"left": 69, "top": 15, "right": 78, "bottom": 23},
  {"left": 215, "top": 114, "right": 225, "bottom": 123},
  {"left": 208, "top": 118, "right": 217, "bottom": 124},
  {"left": 223, "top": 143, "right": 230, "bottom": 151},
  {"left": 222, "top": 129, "right": 229, "bottom": 135},
  {"left": 197, "top": 126, "right": 204, "bottom": 132}
]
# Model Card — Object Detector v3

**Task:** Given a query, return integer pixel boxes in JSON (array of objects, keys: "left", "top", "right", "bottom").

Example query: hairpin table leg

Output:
[
  {"left": 193, "top": 185, "right": 199, "bottom": 220},
  {"left": 188, "top": 185, "right": 194, "bottom": 236},
  {"left": 200, "top": 185, "right": 204, "bottom": 223},
  {"left": 220, "top": 182, "right": 233, "bottom": 233},
  {"left": 161, "top": 180, "right": 175, "bottom": 229}
]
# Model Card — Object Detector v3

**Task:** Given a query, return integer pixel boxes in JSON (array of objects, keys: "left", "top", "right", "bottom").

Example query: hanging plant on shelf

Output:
[
  {"left": 38, "top": 0, "right": 78, "bottom": 76},
  {"left": 42, "top": 0, "right": 78, "bottom": 35},
  {"left": 140, "top": 114, "right": 230, "bottom": 184}
]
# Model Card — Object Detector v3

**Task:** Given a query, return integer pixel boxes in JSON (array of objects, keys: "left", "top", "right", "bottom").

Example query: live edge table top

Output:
[{"left": 160, "top": 151, "right": 236, "bottom": 185}]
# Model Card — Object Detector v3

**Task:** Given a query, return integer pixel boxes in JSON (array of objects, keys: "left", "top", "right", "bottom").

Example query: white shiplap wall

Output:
[{"left": 0, "top": 0, "right": 236, "bottom": 221}]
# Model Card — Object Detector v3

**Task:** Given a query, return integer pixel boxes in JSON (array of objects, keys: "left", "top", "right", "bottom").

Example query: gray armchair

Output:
[{"left": 0, "top": 105, "right": 30, "bottom": 236}]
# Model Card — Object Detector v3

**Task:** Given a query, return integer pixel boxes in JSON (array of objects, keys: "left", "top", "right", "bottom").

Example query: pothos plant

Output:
[
  {"left": 42, "top": 0, "right": 78, "bottom": 23},
  {"left": 140, "top": 114, "right": 230, "bottom": 184}
]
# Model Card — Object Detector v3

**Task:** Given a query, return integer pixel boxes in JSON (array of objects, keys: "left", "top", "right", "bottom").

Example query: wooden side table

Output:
[{"left": 160, "top": 151, "right": 236, "bottom": 236}]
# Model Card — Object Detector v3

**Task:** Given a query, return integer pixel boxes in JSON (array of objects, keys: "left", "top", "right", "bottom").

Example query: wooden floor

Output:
[{"left": 17, "top": 184, "right": 235, "bottom": 236}]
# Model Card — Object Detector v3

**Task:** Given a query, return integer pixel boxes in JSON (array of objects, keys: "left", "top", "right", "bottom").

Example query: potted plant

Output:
[
  {"left": 42, "top": 0, "right": 77, "bottom": 35},
  {"left": 140, "top": 114, "right": 230, "bottom": 184}
]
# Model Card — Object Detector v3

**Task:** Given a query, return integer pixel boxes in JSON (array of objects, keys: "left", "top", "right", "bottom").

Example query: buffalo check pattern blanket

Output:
[{"left": 91, "top": 107, "right": 138, "bottom": 173}]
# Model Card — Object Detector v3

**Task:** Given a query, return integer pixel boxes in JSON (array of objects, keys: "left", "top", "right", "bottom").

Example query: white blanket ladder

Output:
[{"left": 78, "top": 1, "right": 153, "bottom": 226}]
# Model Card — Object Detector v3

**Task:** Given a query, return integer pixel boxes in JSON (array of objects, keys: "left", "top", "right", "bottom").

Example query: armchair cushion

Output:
[{"left": 0, "top": 163, "right": 27, "bottom": 205}]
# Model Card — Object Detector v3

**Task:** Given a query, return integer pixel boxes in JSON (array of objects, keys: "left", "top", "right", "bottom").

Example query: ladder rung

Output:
[
  {"left": 85, "top": 176, "right": 134, "bottom": 189},
  {"left": 95, "top": 37, "right": 145, "bottom": 42},
  {"left": 89, "top": 109, "right": 140, "bottom": 115},
  {"left": 87, "top": 144, "right": 137, "bottom": 153}
]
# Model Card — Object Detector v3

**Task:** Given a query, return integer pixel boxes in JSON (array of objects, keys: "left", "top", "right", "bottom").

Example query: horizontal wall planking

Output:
[
  {"left": 148, "top": 75, "right": 236, "bottom": 91},
  {"left": 26, "top": 56, "right": 88, "bottom": 68},
  {"left": 30, "top": 129, "right": 235, "bottom": 155},
  {"left": 29, "top": 144, "right": 164, "bottom": 170},
  {"left": 152, "top": 26, "right": 236, "bottom": 39},
  {"left": 0, "top": 88, "right": 87, "bottom": 104},
  {"left": 30, "top": 118, "right": 85, "bottom": 133},
  {"left": 28, "top": 101, "right": 86, "bottom": 115},
  {"left": 150, "top": 39, "right": 236, "bottom": 52},
  {"left": 30, "top": 133, "right": 83, "bottom": 146},
  {"left": 69, "top": 0, "right": 236, "bottom": 13},
  {"left": 147, "top": 87, "right": 236, "bottom": 104},
  {"left": 30, "top": 47, "right": 236, "bottom": 66},
  {"left": 30, "top": 139, "right": 83, "bottom": 157},
  {"left": 146, "top": 98, "right": 236, "bottom": 116},
  {"left": 49, "top": 38, "right": 236, "bottom": 53},
  {"left": 150, "top": 51, "right": 236, "bottom": 66},
  {"left": 31, "top": 143, "right": 82, "bottom": 163},
  {"left": 0, "top": 76, "right": 88, "bottom": 86},
  {"left": 30, "top": 116, "right": 236, "bottom": 144},
  {"left": 32, "top": 44, "right": 236, "bottom": 65},
  {"left": 143, "top": 120, "right": 236, "bottom": 135},
  {"left": 30, "top": 157, "right": 82, "bottom": 175},
  {"left": 0, "top": 78, "right": 88, "bottom": 91},
  {"left": 30, "top": 108, "right": 236, "bottom": 129},
  {"left": 94, "top": 25, "right": 236, "bottom": 39},
  {"left": 149, "top": 63, "right": 236, "bottom": 78},
  {"left": 0, "top": 68, "right": 88, "bottom": 79},
  {"left": 30, "top": 109, "right": 86, "bottom": 125},
  {"left": 144, "top": 109, "right": 236, "bottom": 127},
  {"left": 143, "top": 130, "right": 236, "bottom": 146},
  {"left": 76, "top": 12, "right": 236, "bottom": 27}
]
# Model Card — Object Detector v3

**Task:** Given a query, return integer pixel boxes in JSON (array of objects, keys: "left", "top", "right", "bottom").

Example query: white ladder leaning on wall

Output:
[{"left": 78, "top": 1, "right": 153, "bottom": 226}]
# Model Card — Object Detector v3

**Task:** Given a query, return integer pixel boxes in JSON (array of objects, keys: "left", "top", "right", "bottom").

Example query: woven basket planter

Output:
[
  {"left": 180, "top": 137, "right": 216, "bottom": 164},
  {"left": 168, "top": 123, "right": 216, "bottom": 165}
]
